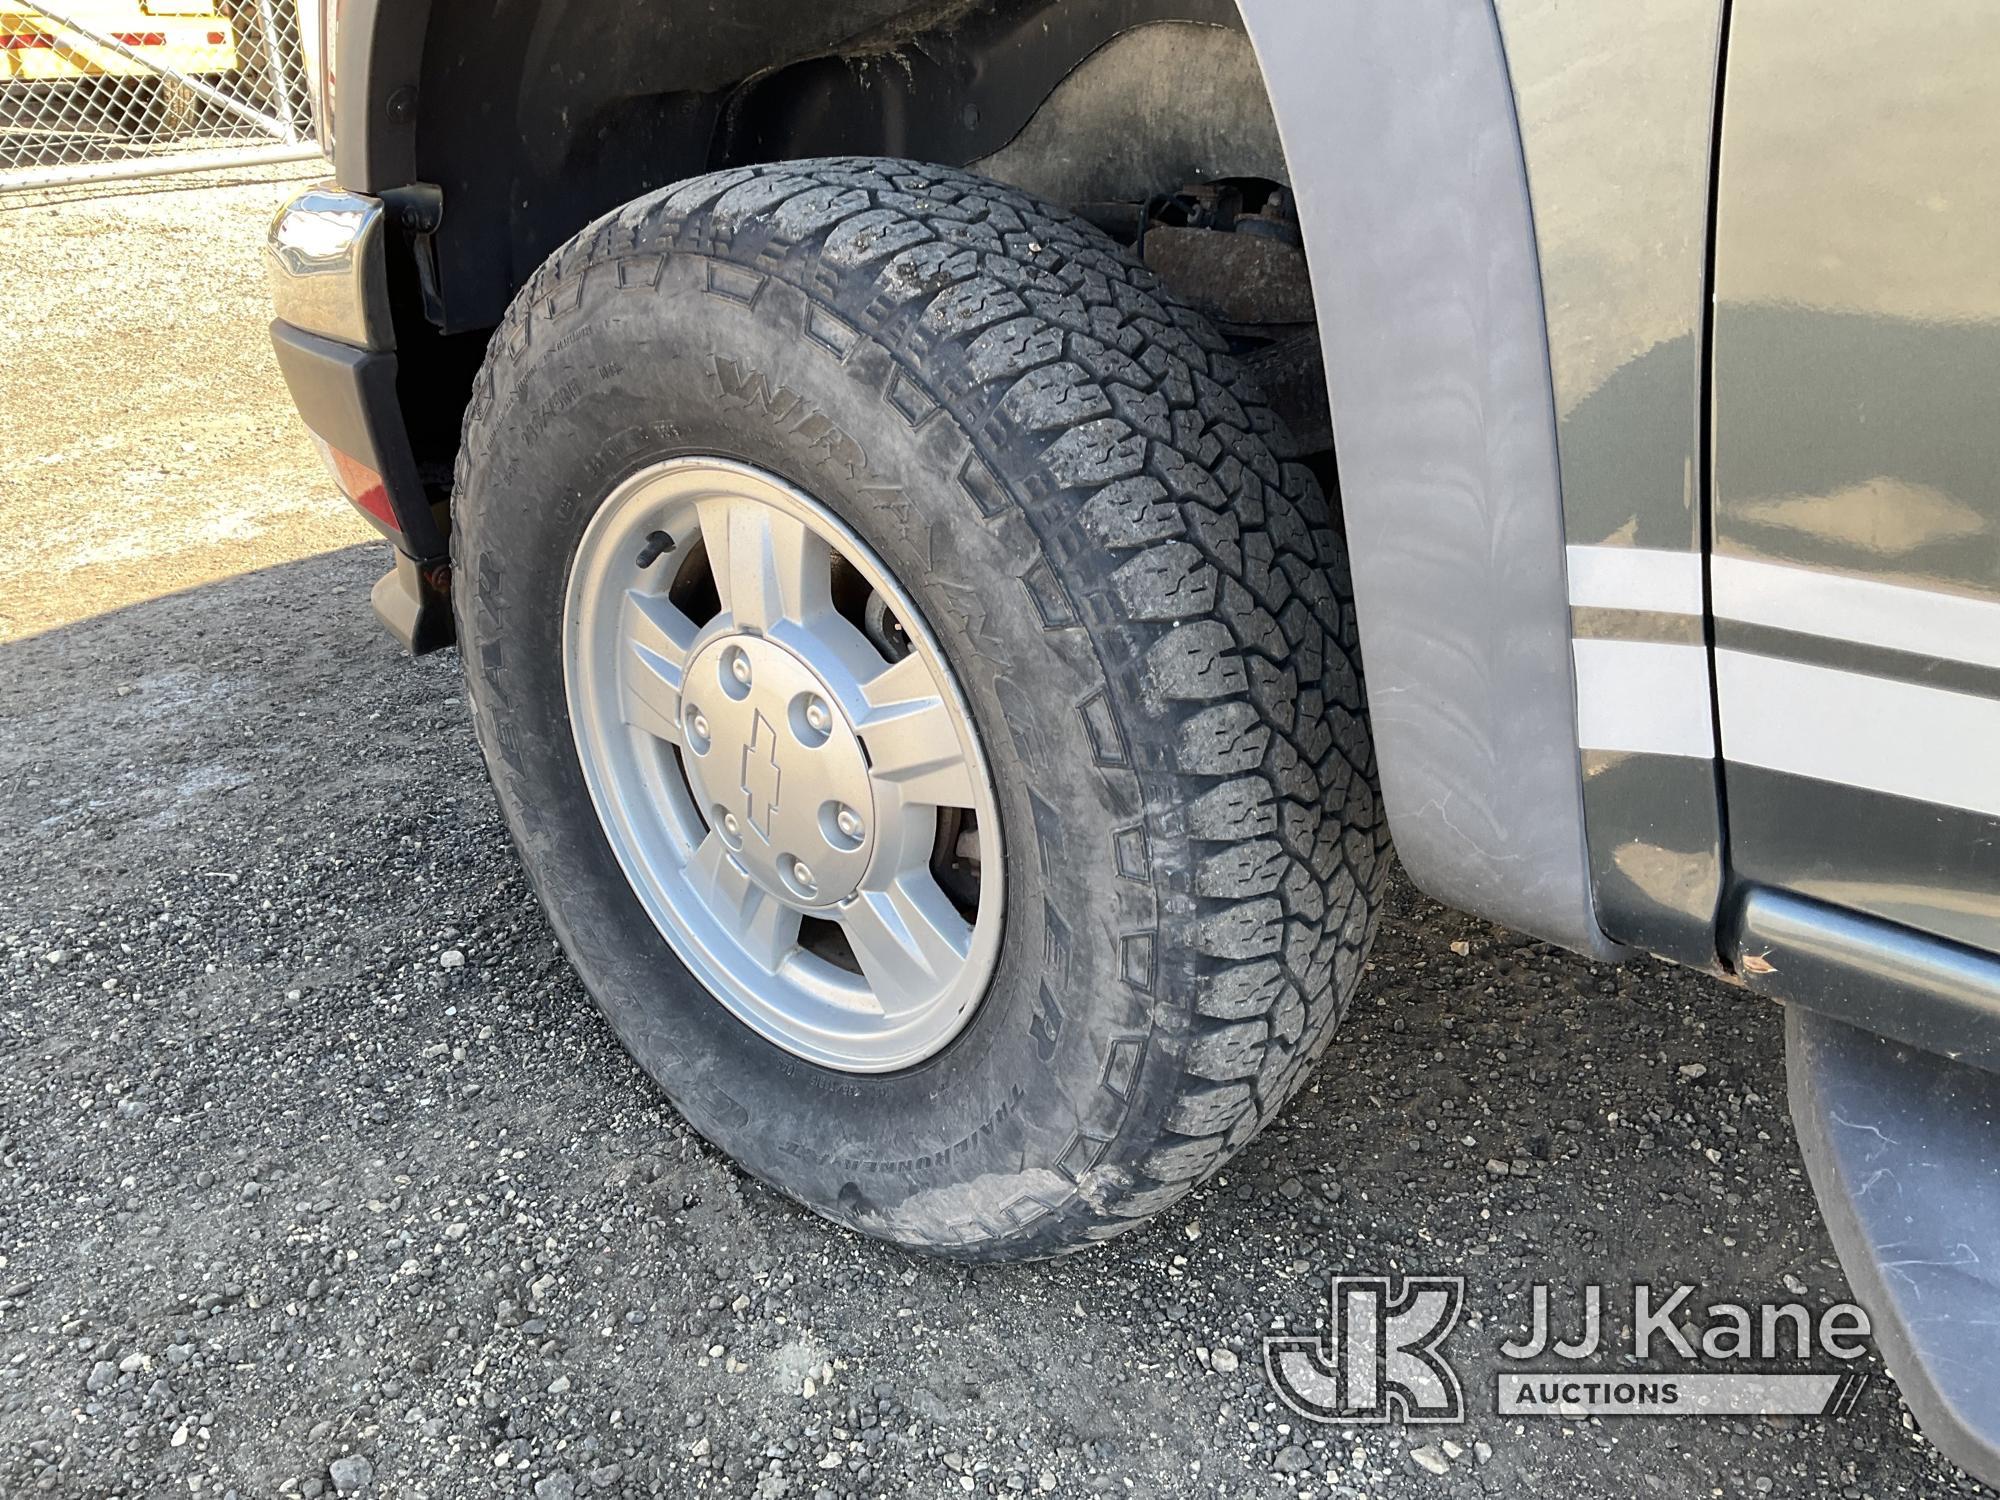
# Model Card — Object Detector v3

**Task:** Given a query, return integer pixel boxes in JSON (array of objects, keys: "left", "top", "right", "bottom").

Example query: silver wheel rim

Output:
[{"left": 562, "top": 457, "right": 1004, "bottom": 1073}]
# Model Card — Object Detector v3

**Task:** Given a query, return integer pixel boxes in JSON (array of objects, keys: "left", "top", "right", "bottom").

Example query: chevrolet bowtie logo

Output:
[{"left": 740, "top": 710, "right": 782, "bottom": 841}]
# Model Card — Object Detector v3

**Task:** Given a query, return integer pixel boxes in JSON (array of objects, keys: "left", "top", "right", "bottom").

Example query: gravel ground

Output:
[{"left": 0, "top": 172, "right": 1992, "bottom": 1500}]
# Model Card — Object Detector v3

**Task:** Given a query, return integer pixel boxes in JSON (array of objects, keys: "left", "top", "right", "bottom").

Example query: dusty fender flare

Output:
[{"left": 1235, "top": 0, "right": 1621, "bottom": 958}]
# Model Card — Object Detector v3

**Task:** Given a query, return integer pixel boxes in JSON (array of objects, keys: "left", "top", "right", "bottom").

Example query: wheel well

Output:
[
  {"left": 377, "top": 0, "right": 1322, "bottom": 540},
  {"left": 401, "top": 0, "right": 1289, "bottom": 334}
]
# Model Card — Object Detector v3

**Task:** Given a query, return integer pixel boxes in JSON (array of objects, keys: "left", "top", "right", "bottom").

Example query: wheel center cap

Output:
[{"left": 679, "top": 633, "right": 875, "bottom": 908}]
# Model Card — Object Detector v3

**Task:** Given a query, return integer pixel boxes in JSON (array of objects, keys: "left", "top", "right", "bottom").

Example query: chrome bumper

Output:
[{"left": 266, "top": 183, "right": 394, "bottom": 351}]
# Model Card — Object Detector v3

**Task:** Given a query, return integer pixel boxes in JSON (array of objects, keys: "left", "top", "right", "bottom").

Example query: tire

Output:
[{"left": 453, "top": 157, "right": 1388, "bottom": 1260}]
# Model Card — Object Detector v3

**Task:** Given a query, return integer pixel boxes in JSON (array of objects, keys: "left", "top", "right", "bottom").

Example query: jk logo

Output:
[{"left": 1265, "top": 1276, "right": 1465, "bottom": 1424}]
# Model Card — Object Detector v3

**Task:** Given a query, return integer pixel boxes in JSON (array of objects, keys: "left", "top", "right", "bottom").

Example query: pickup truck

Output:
[{"left": 264, "top": 0, "right": 2000, "bottom": 1478}]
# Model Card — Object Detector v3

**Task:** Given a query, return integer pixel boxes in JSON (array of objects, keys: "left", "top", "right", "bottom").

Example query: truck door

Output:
[{"left": 1710, "top": 0, "right": 2000, "bottom": 955}]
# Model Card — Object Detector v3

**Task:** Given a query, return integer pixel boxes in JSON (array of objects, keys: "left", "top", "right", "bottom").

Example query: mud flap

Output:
[{"left": 1787, "top": 1006, "right": 2000, "bottom": 1486}]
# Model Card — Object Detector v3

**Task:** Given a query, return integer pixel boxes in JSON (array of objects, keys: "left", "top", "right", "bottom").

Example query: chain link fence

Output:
[{"left": 0, "top": 0, "right": 321, "bottom": 190}]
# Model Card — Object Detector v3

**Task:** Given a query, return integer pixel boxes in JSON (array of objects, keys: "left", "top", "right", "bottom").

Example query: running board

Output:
[
  {"left": 1726, "top": 887, "right": 2000, "bottom": 1073},
  {"left": 1787, "top": 1007, "right": 2000, "bottom": 1487}
]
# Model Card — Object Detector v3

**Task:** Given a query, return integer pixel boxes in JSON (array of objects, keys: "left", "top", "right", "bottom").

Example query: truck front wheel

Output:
[{"left": 452, "top": 158, "right": 1386, "bottom": 1259}]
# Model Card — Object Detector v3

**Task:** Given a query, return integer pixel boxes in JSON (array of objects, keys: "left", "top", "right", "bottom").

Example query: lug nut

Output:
[
  {"left": 688, "top": 710, "right": 709, "bottom": 742},
  {"left": 721, "top": 812, "right": 741, "bottom": 839},
  {"left": 730, "top": 652, "right": 752, "bottom": 685},
  {"left": 804, "top": 697, "right": 831, "bottom": 734},
  {"left": 835, "top": 806, "right": 864, "bottom": 841},
  {"left": 791, "top": 859, "right": 817, "bottom": 895}
]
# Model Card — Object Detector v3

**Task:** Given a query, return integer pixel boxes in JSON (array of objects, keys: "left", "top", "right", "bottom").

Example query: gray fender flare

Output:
[{"left": 1236, "top": 0, "right": 1619, "bottom": 958}]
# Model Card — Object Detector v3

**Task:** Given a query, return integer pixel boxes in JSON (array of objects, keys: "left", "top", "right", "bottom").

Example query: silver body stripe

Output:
[
  {"left": 1566, "top": 548, "right": 1710, "bottom": 759},
  {"left": 1571, "top": 639, "right": 1714, "bottom": 758},
  {"left": 1565, "top": 545, "right": 1705, "bottom": 614},
  {"left": 1711, "top": 554, "right": 2000, "bottom": 671},
  {"left": 1565, "top": 547, "right": 2000, "bottom": 814},
  {"left": 1717, "top": 652, "right": 2000, "bottom": 818}
]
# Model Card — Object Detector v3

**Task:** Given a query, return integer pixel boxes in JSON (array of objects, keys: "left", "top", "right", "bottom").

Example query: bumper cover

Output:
[
  {"left": 268, "top": 319, "right": 436, "bottom": 551},
  {"left": 267, "top": 183, "right": 452, "bottom": 652}
]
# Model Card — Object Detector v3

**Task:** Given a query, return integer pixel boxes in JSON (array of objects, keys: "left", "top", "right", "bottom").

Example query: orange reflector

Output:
[
  {"left": 112, "top": 32, "right": 167, "bottom": 45},
  {"left": 310, "top": 434, "right": 400, "bottom": 535},
  {"left": 0, "top": 33, "right": 54, "bottom": 48}
]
